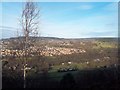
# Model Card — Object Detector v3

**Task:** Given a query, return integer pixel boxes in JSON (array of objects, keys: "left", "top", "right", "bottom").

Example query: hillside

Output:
[
  {"left": 1, "top": 37, "right": 119, "bottom": 89},
  {"left": 1, "top": 37, "right": 118, "bottom": 68}
]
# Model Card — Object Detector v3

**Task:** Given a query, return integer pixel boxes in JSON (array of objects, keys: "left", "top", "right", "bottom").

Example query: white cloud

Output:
[
  {"left": 40, "top": 11, "right": 118, "bottom": 38},
  {"left": 1, "top": 2, "right": 118, "bottom": 39},
  {"left": 77, "top": 4, "right": 93, "bottom": 10}
]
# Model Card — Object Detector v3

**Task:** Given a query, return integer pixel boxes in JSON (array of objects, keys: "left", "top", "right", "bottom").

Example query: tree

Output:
[
  {"left": 20, "top": 0, "right": 40, "bottom": 38},
  {"left": 19, "top": 0, "right": 40, "bottom": 88}
]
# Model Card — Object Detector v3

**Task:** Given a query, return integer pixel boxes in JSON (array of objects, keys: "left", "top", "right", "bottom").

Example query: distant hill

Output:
[
  {"left": 0, "top": 36, "right": 63, "bottom": 42},
  {"left": 0, "top": 36, "right": 118, "bottom": 42}
]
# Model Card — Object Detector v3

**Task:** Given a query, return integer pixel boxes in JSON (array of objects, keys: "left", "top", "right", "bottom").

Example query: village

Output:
[
  {"left": 0, "top": 40, "right": 87, "bottom": 57},
  {"left": 1, "top": 46, "right": 86, "bottom": 57}
]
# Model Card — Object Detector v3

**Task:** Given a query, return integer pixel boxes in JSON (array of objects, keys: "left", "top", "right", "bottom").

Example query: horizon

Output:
[
  {"left": 0, "top": 36, "right": 118, "bottom": 40},
  {"left": 0, "top": 2, "right": 118, "bottom": 39}
]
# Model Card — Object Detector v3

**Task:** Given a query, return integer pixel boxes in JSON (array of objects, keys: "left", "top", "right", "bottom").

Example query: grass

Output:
[
  {"left": 3, "top": 63, "right": 119, "bottom": 88},
  {"left": 93, "top": 41, "right": 117, "bottom": 49},
  {"left": 48, "top": 59, "right": 115, "bottom": 73}
]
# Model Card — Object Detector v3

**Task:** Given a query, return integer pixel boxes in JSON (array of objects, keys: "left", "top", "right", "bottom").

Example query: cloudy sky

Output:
[{"left": 0, "top": 2, "right": 118, "bottom": 38}]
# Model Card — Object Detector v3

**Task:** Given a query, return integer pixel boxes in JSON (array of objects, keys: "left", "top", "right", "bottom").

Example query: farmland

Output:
[{"left": 1, "top": 37, "right": 119, "bottom": 89}]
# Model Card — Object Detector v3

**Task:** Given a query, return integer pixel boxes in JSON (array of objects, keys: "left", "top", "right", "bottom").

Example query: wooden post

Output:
[{"left": 23, "top": 65, "right": 26, "bottom": 88}]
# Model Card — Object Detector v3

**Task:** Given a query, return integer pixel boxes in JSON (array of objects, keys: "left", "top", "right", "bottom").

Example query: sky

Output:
[{"left": 0, "top": 2, "right": 118, "bottom": 39}]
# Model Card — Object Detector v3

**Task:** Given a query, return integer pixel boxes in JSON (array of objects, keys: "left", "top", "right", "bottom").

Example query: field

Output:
[
  {"left": 2, "top": 66, "right": 120, "bottom": 89},
  {"left": 1, "top": 37, "right": 119, "bottom": 89}
]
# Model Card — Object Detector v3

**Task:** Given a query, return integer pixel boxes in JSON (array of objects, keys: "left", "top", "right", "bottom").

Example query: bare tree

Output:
[
  {"left": 20, "top": 1, "right": 40, "bottom": 38},
  {"left": 19, "top": 0, "right": 40, "bottom": 88}
]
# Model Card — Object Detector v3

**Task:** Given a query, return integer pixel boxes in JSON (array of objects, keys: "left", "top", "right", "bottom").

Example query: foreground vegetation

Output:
[{"left": 3, "top": 66, "right": 120, "bottom": 89}]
